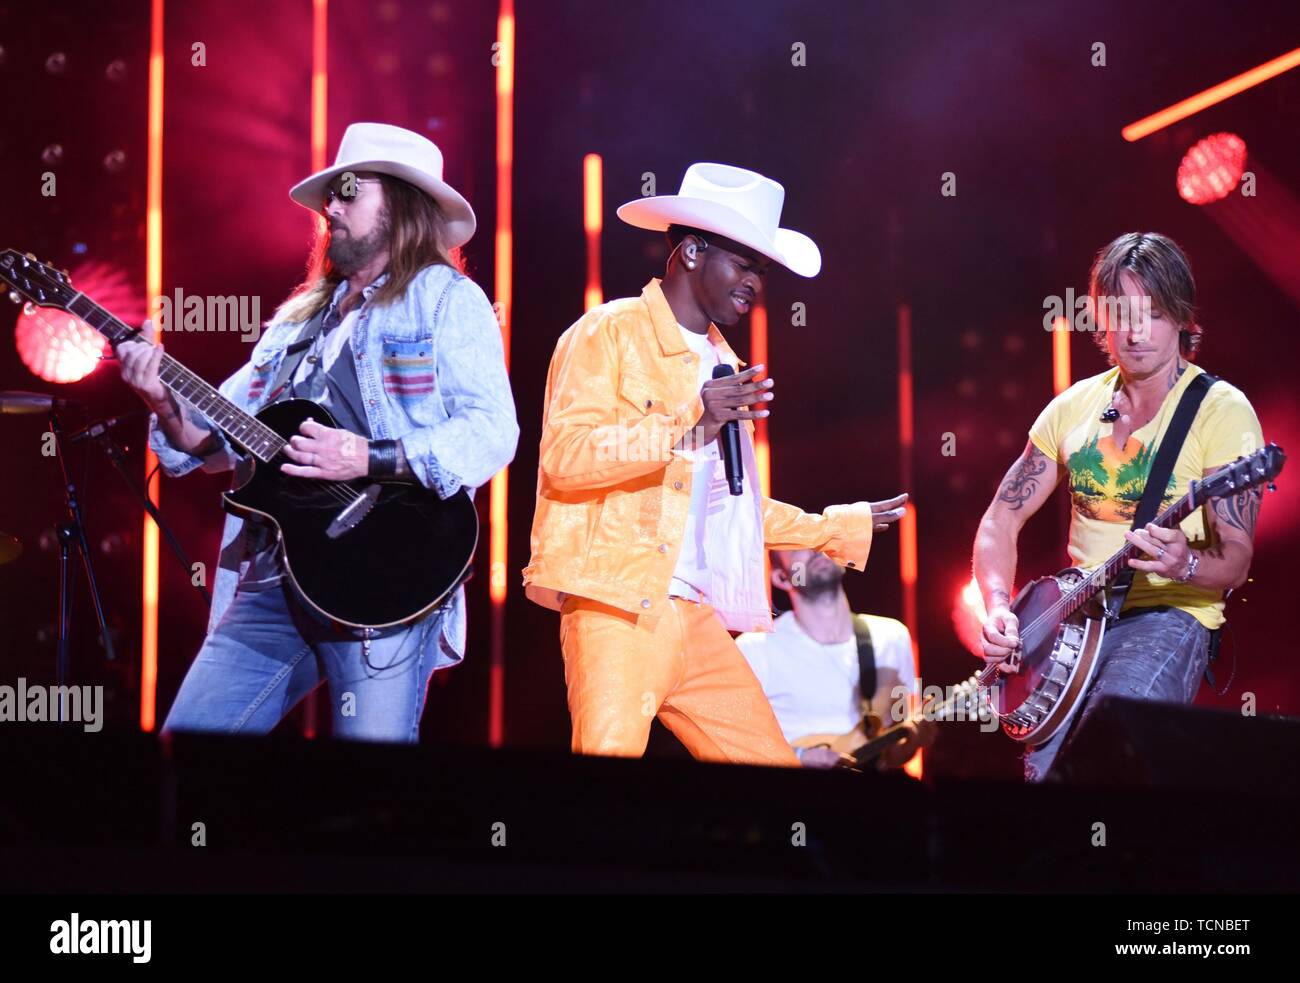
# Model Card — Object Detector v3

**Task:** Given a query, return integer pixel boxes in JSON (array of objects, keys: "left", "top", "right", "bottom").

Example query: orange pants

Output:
[{"left": 559, "top": 596, "right": 800, "bottom": 767}]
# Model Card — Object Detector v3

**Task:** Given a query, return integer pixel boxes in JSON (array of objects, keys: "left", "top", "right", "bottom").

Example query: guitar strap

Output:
[
  {"left": 851, "top": 614, "right": 877, "bottom": 716},
  {"left": 265, "top": 305, "right": 331, "bottom": 404},
  {"left": 1104, "top": 370, "right": 1219, "bottom": 621},
  {"left": 264, "top": 274, "right": 456, "bottom": 406}
]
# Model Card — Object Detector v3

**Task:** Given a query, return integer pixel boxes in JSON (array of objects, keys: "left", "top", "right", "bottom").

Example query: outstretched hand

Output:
[{"left": 869, "top": 493, "right": 908, "bottom": 531}]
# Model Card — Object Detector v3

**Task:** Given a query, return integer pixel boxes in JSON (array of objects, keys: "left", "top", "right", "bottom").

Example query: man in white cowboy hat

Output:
[
  {"left": 524, "top": 162, "right": 907, "bottom": 766},
  {"left": 118, "top": 122, "right": 518, "bottom": 742}
]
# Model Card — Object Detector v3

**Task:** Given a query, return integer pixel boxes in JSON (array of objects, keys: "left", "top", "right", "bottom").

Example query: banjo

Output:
[{"left": 982, "top": 443, "right": 1284, "bottom": 745}]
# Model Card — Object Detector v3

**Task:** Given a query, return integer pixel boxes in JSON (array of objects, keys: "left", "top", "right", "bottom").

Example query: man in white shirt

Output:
[{"left": 738, "top": 548, "right": 934, "bottom": 769}]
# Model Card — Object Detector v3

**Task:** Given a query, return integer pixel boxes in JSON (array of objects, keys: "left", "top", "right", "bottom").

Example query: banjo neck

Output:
[{"left": 1063, "top": 488, "right": 1199, "bottom": 619}]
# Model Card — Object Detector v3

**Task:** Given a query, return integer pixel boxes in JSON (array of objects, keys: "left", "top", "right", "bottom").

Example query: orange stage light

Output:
[
  {"left": 751, "top": 299, "right": 770, "bottom": 500},
  {"left": 300, "top": 0, "right": 329, "bottom": 738},
  {"left": 897, "top": 303, "right": 921, "bottom": 779},
  {"left": 489, "top": 0, "right": 515, "bottom": 748},
  {"left": 1123, "top": 47, "right": 1300, "bottom": 141},
  {"left": 1052, "top": 315, "right": 1071, "bottom": 395},
  {"left": 140, "top": 0, "right": 165, "bottom": 732},
  {"left": 583, "top": 153, "right": 603, "bottom": 310}
]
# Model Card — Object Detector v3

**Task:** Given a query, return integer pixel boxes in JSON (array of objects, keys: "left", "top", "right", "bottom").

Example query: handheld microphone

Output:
[{"left": 711, "top": 363, "right": 744, "bottom": 496}]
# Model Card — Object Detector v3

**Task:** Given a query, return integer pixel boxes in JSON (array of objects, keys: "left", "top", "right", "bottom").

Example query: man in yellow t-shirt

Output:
[{"left": 972, "top": 232, "right": 1265, "bottom": 781}]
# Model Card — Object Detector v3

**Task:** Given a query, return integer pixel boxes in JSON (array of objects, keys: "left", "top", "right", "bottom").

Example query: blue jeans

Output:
[
  {"left": 1024, "top": 606, "right": 1211, "bottom": 782},
  {"left": 162, "top": 581, "right": 449, "bottom": 743}
]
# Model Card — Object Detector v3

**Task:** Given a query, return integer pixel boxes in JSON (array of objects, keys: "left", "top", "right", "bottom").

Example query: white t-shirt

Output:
[
  {"left": 737, "top": 610, "right": 917, "bottom": 743},
  {"left": 669, "top": 323, "right": 735, "bottom": 599}
]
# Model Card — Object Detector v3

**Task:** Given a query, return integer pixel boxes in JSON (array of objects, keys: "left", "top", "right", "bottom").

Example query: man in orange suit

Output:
[{"left": 524, "top": 163, "right": 907, "bottom": 766}]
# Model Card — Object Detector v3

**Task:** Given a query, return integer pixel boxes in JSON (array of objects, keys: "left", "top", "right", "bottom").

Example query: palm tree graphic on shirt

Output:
[{"left": 1067, "top": 433, "right": 1177, "bottom": 522}]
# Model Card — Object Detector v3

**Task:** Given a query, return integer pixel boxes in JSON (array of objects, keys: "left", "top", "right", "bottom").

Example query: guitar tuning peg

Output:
[
  {"left": 24, "top": 252, "right": 36, "bottom": 260},
  {"left": 7, "top": 290, "right": 22, "bottom": 304},
  {"left": 1268, "top": 482, "right": 1277, "bottom": 492}
]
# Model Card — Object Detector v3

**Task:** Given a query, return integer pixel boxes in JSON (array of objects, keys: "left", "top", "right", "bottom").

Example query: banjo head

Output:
[{"left": 990, "top": 570, "right": 1092, "bottom": 734}]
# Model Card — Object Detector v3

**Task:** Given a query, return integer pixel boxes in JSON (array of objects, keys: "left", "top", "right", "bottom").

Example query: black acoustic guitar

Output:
[{"left": 1, "top": 249, "right": 478, "bottom": 631}]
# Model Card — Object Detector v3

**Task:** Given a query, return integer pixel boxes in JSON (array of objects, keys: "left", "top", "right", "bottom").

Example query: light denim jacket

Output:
[{"left": 149, "top": 263, "right": 519, "bottom": 663}]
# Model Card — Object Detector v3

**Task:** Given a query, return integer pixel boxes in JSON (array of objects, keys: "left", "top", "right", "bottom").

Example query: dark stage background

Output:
[{"left": 1, "top": 0, "right": 1297, "bottom": 781}]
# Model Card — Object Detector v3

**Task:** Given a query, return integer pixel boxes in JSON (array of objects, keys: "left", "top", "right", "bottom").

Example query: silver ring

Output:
[{"left": 1157, "top": 546, "right": 1166, "bottom": 558}]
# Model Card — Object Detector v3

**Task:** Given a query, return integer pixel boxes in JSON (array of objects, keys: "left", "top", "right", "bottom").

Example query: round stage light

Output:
[
  {"left": 11, "top": 260, "right": 146, "bottom": 384},
  {"left": 14, "top": 303, "right": 108, "bottom": 384},
  {"left": 1177, "top": 133, "right": 1247, "bottom": 205}
]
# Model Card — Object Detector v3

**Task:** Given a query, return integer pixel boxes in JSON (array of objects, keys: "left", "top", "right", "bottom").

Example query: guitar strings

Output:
[
  {"left": 64, "top": 286, "right": 367, "bottom": 509},
  {"left": 158, "top": 352, "right": 364, "bottom": 509},
  {"left": 975, "top": 492, "right": 1198, "bottom": 701},
  {"left": 1015, "top": 490, "right": 1195, "bottom": 645}
]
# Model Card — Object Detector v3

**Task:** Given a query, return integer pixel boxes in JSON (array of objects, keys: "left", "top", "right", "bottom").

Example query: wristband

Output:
[{"left": 368, "top": 439, "right": 399, "bottom": 477}]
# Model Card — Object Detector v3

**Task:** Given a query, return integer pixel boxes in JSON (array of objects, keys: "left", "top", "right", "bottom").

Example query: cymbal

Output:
[{"left": 0, "top": 531, "right": 22, "bottom": 564}]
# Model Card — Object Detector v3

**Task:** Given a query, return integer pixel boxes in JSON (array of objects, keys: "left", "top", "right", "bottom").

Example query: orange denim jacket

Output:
[{"left": 523, "top": 278, "right": 877, "bottom": 631}]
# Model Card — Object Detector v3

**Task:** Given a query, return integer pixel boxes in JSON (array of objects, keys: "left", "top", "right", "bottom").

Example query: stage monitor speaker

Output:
[{"left": 1055, "top": 696, "right": 1300, "bottom": 797}]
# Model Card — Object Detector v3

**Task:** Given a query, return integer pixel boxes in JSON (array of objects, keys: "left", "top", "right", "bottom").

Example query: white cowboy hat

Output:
[
  {"left": 289, "top": 122, "right": 477, "bottom": 248},
  {"left": 616, "top": 162, "right": 821, "bottom": 277}
]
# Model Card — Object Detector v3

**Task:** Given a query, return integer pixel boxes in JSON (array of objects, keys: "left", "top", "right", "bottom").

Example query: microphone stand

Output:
[
  {"left": 91, "top": 425, "right": 211, "bottom": 607},
  {"left": 48, "top": 408, "right": 116, "bottom": 688}
]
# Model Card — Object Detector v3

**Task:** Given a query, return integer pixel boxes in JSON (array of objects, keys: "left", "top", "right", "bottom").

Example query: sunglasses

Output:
[{"left": 321, "top": 177, "right": 383, "bottom": 210}]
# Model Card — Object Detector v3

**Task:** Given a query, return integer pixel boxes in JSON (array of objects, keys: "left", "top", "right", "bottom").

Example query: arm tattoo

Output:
[
  {"left": 996, "top": 446, "right": 1048, "bottom": 511},
  {"left": 1211, "top": 487, "right": 1262, "bottom": 537},
  {"left": 990, "top": 588, "right": 1011, "bottom": 608}
]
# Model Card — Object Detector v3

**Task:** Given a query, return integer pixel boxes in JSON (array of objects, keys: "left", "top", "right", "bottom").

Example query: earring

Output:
[{"left": 686, "top": 261, "right": 696, "bottom": 269}]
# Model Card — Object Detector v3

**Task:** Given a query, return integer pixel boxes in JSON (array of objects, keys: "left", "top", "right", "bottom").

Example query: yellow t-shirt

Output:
[{"left": 1029, "top": 363, "right": 1263, "bottom": 629}]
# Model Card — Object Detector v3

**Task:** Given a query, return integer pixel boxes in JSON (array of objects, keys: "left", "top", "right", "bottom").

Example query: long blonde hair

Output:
[{"left": 274, "top": 173, "right": 466, "bottom": 325}]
